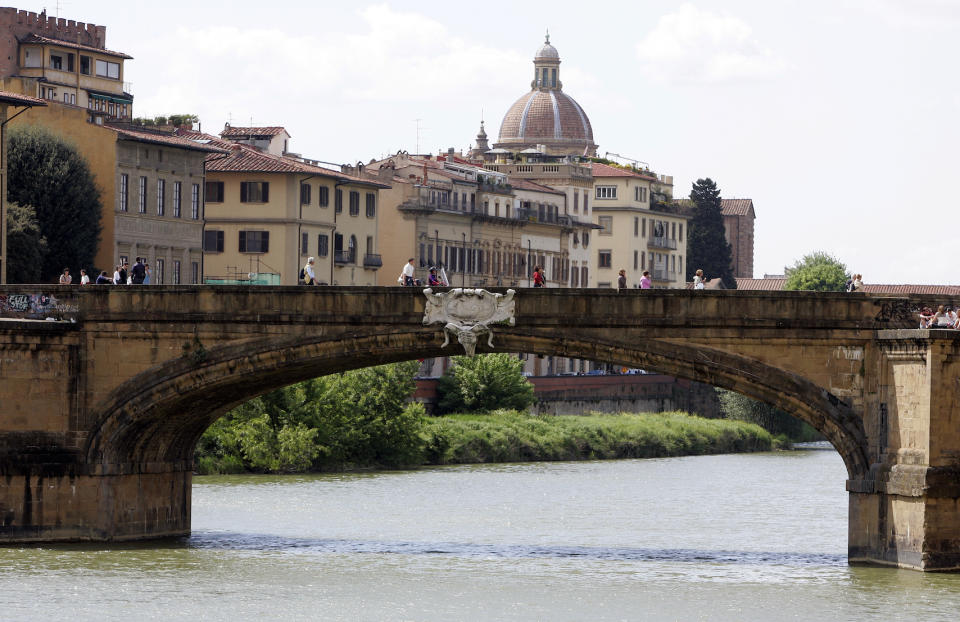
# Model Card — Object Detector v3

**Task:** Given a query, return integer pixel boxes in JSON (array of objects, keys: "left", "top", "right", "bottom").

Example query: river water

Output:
[{"left": 4, "top": 446, "right": 960, "bottom": 621}]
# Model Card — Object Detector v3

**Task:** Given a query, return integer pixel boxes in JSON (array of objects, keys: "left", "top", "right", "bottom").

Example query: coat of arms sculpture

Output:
[{"left": 422, "top": 288, "right": 516, "bottom": 355}]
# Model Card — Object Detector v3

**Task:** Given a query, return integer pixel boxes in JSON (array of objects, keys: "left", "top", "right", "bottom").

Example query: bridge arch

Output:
[{"left": 85, "top": 327, "right": 870, "bottom": 479}]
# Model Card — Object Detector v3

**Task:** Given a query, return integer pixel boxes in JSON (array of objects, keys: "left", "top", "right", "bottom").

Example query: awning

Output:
[{"left": 87, "top": 91, "right": 132, "bottom": 105}]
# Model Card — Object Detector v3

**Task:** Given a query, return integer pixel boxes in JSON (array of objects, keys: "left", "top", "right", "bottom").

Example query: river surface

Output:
[{"left": 4, "top": 446, "right": 960, "bottom": 621}]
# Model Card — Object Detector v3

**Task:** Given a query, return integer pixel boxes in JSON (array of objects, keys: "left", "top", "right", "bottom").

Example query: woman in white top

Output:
[
  {"left": 79, "top": 269, "right": 90, "bottom": 285},
  {"left": 693, "top": 269, "right": 705, "bottom": 290},
  {"left": 113, "top": 266, "right": 122, "bottom": 285}
]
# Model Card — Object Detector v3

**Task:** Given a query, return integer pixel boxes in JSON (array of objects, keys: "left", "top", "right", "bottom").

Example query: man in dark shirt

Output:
[
  {"left": 119, "top": 262, "right": 129, "bottom": 285},
  {"left": 130, "top": 257, "right": 146, "bottom": 284}
]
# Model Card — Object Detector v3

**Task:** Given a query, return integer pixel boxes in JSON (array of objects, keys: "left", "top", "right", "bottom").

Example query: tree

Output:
[
  {"left": 7, "top": 125, "right": 102, "bottom": 282},
  {"left": 717, "top": 389, "right": 821, "bottom": 442},
  {"left": 784, "top": 251, "right": 849, "bottom": 292},
  {"left": 4, "top": 202, "right": 47, "bottom": 284},
  {"left": 436, "top": 353, "right": 535, "bottom": 414},
  {"left": 685, "top": 178, "right": 736, "bottom": 288}
]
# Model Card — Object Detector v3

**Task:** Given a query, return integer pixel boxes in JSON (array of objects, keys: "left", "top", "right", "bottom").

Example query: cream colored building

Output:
[
  {"left": 590, "top": 162, "right": 686, "bottom": 289},
  {"left": 180, "top": 128, "right": 388, "bottom": 286}
]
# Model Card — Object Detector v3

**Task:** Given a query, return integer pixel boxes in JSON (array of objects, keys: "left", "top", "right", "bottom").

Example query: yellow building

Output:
[
  {"left": 590, "top": 162, "right": 686, "bottom": 288},
  {"left": 0, "top": 8, "right": 132, "bottom": 124},
  {"left": 181, "top": 129, "right": 388, "bottom": 285}
]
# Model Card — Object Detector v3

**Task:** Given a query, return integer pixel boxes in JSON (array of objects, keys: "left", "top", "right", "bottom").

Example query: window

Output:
[
  {"left": 349, "top": 191, "right": 360, "bottom": 216},
  {"left": 300, "top": 183, "right": 311, "bottom": 205},
  {"left": 583, "top": 193, "right": 589, "bottom": 214},
  {"left": 138, "top": 176, "right": 147, "bottom": 213},
  {"left": 335, "top": 189, "right": 343, "bottom": 213},
  {"left": 95, "top": 59, "right": 120, "bottom": 79},
  {"left": 191, "top": 262, "right": 199, "bottom": 284},
  {"left": 318, "top": 234, "right": 329, "bottom": 257},
  {"left": 239, "top": 230, "right": 269, "bottom": 253},
  {"left": 173, "top": 260, "right": 181, "bottom": 285},
  {"left": 191, "top": 184, "right": 200, "bottom": 219},
  {"left": 581, "top": 266, "right": 588, "bottom": 286},
  {"left": 634, "top": 216, "right": 639, "bottom": 237},
  {"left": 67, "top": 54, "right": 75, "bottom": 72},
  {"left": 573, "top": 192, "right": 579, "bottom": 213},
  {"left": 205, "top": 181, "right": 224, "bottom": 203},
  {"left": 634, "top": 250, "right": 639, "bottom": 270},
  {"left": 50, "top": 54, "right": 62, "bottom": 70},
  {"left": 596, "top": 185, "right": 617, "bottom": 199},
  {"left": 679, "top": 224, "right": 683, "bottom": 242},
  {"left": 157, "top": 179, "right": 166, "bottom": 215},
  {"left": 240, "top": 181, "right": 269, "bottom": 203},
  {"left": 119, "top": 174, "right": 128, "bottom": 212},
  {"left": 318, "top": 185, "right": 329, "bottom": 207},
  {"left": 155, "top": 258, "right": 164, "bottom": 285},
  {"left": 365, "top": 193, "right": 376, "bottom": 218},
  {"left": 598, "top": 250, "right": 612, "bottom": 268},
  {"left": 80, "top": 55, "right": 91, "bottom": 75},
  {"left": 598, "top": 216, "right": 612, "bottom": 235},
  {"left": 582, "top": 232, "right": 589, "bottom": 248},
  {"left": 642, "top": 217, "right": 646, "bottom": 237},
  {"left": 672, "top": 222, "right": 677, "bottom": 239},
  {"left": 301, "top": 232, "right": 309, "bottom": 255},
  {"left": 203, "top": 230, "right": 224, "bottom": 252},
  {"left": 635, "top": 186, "right": 647, "bottom": 202},
  {"left": 173, "top": 182, "right": 181, "bottom": 217}
]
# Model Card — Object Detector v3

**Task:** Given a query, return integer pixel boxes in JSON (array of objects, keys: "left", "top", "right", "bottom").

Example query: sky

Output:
[{"left": 21, "top": 0, "right": 960, "bottom": 283}]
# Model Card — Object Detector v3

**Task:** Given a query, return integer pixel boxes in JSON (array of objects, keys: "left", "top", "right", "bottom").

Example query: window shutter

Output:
[
  {"left": 240, "top": 183, "right": 248, "bottom": 203},
  {"left": 217, "top": 230, "right": 224, "bottom": 251},
  {"left": 262, "top": 183, "right": 269, "bottom": 202},
  {"left": 262, "top": 231, "right": 269, "bottom": 252},
  {"left": 239, "top": 231, "right": 246, "bottom": 252}
]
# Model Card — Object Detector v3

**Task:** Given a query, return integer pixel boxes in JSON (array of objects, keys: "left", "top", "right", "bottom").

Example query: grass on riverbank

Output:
[{"left": 421, "top": 411, "right": 775, "bottom": 465}]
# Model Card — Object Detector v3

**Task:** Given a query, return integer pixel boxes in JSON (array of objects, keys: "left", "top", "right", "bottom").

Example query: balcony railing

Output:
[
  {"left": 648, "top": 236, "right": 678, "bottom": 250},
  {"left": 363, "top": 253, "right": 382, "bottom": 268},
  {"left": 334, "top": 250, "right": 356, "bottom": 265},
  {"left": 652, "top": 268, "right": 671, "bottom": 281}
]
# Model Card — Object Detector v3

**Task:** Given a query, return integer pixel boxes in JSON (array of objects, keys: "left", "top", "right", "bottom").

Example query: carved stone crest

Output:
[{"left": 422, "top": 288, "right": 516, "bottom": 355}]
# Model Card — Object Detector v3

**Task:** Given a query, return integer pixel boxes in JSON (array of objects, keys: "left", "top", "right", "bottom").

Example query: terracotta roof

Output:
[
  {"left": 860, "top": 284, "right": 960, "bottom": 296},
  {"left": 735, "top": 278, "right": 787, "bottom": 291},
  {"left": 200, "top": 141, "right": 388, "bottom": 187},
  {"left": 109, "top": 126, "right": 229, "bottom": 153},
  {"left": 19, "top": 33, "right": 132, "bottom": 59},
  {"left": 509, "top": 177, "right": 564, "bottom": 195},
  {"left": 734, "top": 278, "right": 960, "bottom": 296},
  {"left": 722, "top": 199, "right": 754, "bottom": 217},
  {"left": 0, "top": 90, "right": 46, "bottom": 106},
  {"left": 220, "top": 126, "right": 289, "bottom": 138},
  {"left": 589, "top": 162, "right": 656, "bottom": 180}
]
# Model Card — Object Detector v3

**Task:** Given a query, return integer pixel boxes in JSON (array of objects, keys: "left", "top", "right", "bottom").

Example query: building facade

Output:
[
  {"left": 0, "top": 8, "right": 132, "bottom": 124},
  {"left": 589, "top": 162, "right": 686, "bottom": 288},
  {"left": 183, "top": 128, "right": 388, "bottom": 286},
  {"left": 722, "top": 199, "right": 755, "bottom": 278}
]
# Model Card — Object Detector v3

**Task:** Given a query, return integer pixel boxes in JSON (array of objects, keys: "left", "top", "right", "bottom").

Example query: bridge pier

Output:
[
  {"left": 847, "top": 330, "right": 960, "bottom": 571},
  {"left": 1, "top": 465, "right": 191, "bottom": 542}
]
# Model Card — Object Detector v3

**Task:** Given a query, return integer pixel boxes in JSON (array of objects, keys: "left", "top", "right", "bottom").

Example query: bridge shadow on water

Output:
[{"left": 168, "top": 531, "right": 846, "bottom": 568}]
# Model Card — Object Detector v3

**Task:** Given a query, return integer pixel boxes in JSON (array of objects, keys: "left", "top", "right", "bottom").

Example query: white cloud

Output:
[{"left": 635, "top": 3, "right": 785, "bottom": 84}]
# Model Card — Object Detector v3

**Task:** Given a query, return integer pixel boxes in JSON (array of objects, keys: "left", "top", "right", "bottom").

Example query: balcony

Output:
[
  {"left": 363, "top": 253, "right": 383, "bottom": 268},
  {"left": 334, "top": 250, "right": 356, "bottom": 265},
  {"left": 648, "top": 236, "right": 678, "bottom": 250},
  {"left": 652, "top": 268, "right": 671, "bottom": 281}
]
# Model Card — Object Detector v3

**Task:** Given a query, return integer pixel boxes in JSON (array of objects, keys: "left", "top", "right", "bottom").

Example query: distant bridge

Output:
[{"left": 0, "top": 285, "right": 958, "bottom": 571}]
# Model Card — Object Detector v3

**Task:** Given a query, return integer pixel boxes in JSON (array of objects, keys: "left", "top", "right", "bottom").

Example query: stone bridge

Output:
[{"left": 0, "top": 285, "right": 958, "bottom": 571}]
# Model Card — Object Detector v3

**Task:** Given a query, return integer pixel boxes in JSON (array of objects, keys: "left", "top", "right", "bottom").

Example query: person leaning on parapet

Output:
[
  {"left": 130, "top": 257, "right": 146, "bottom": 284},
  {"left": 120, "top": 261, "right": 130, "bottom": 285},
  {"left": 693, "top": 269, "right": 705, "bottom": 290},
  {"left": 428, "top": 267, "right": 442, "bottom": 287},
  {"left": 533, "top": 266, "right": 546, "bottom": 288},
  {"left": 400, "top": 258, "right": 416, "bottom": 286},
  {"left": 59, "top": 267, "right": 72, "bottom": 285},
  {"left": 617, "top": 269, "right": 627, "bottom": 291},
  {"left": 79, "top": 268, "right": 90, "bottom": 285},
  {"left": 640, "top": 270, "right": 652, "bottom": 289},
  {"left": 302, "top": 257, "right": 317, "bottom": 285},
  {"left": 95, "top": 270, "right": 111, "bottom": 285},
  {"left": 112, "top": 265, "right": 122, "bottom": 285}
]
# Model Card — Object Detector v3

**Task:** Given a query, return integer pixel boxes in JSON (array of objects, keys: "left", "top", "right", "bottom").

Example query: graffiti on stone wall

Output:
[{"left": 0, "top": 294, "right": 79, "bottom": 318}]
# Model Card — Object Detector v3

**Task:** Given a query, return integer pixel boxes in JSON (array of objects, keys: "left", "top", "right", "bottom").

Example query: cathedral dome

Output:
[{"left": 494, "top": 35, "right": 597, "bottom": 157}]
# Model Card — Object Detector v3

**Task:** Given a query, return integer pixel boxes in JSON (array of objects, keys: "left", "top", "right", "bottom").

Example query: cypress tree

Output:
[
  {"left": 7, "top": 125, "right": 103, "bottom": 283},
  {"left": 686, "top": 178, "right": 736, "bottom": 289}
]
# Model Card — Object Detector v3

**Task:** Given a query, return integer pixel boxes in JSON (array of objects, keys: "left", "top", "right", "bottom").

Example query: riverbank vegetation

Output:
[{"left": 194, "top": 360, "right": 778, "bottom": 474}]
